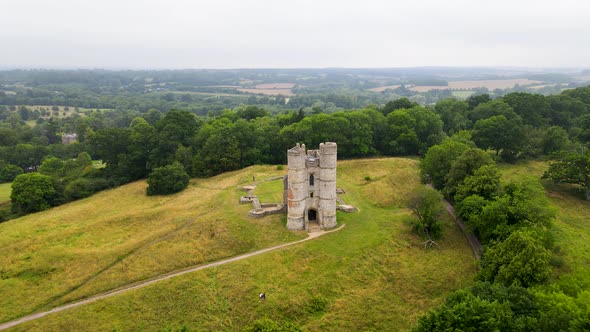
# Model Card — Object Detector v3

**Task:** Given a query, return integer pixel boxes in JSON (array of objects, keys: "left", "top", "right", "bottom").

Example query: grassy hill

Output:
[
  {"left": 0, "top": 183, "right": 11, "bottom": 203},
  {"left": 1, "top": 158, "right": 477, "bottom": 331},
  {"left": 499, "top": 161, "right": 590, "bottom": 294}
]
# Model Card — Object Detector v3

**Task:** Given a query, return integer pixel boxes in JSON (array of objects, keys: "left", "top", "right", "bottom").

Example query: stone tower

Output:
[{"left": 286, "top": 142, "right": 337, "bottom": 231}]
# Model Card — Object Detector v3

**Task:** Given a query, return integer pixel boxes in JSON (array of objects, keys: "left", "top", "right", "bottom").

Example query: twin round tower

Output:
[{"left": 286, "top": 142, "right": 337, "bottom": 231}]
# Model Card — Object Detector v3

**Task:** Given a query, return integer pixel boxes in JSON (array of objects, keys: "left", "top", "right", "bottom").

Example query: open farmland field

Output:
[
  {"left": 451, "top": 90, "right": 475, "bottom": 99},
  {"left": 1, "top": 158, "right": 476, "bottom": 331},
  {"left": 409, "top": 78, "right": 542, "bottom": 92},
  {"left": 255, "top": 83, "right": 295, "bottom": 89},
  {"left": 0, "top": 183, "right": 11, "bottom": 203},
  {"left": 237, "top": 88, "right": 295, "bottom": 96}
]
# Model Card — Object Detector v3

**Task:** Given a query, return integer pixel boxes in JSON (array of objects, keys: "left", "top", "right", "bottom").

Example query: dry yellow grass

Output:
[
  {"left": 0, "top": 183, "right": 11, "bottom": 203},
  {"left": 0, "top": 165, "right": 303, "bottom": 322},
  {"left": 11, "top": 157, "right": 476, "bottom": 331}
]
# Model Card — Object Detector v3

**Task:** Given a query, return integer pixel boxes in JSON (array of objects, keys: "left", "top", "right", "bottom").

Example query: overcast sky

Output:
[{"left": 1, "top": 0, "right": 589, "bottom": 69}]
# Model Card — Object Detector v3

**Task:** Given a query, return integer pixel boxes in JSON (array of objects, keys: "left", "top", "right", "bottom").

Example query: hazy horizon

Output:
[{"left": 2, "top": 0, "right": 590, "bottom": 69}]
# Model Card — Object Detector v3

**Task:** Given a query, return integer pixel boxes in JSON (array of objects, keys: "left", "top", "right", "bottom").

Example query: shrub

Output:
[
  {"left": 64, "top": 178, "right": 110, "bottom": 201},
  {"left": 0, "top": 164, "right": 24, "bottom": 183},
  {"left": 276, "top": 165, "right": 284, "bottom": 170},
  {"left": 11, "top": 173, "right": 61, "bottom": 213},
  {"left": 146, "top": 162, "right": 189, "bottom": 196},
  {"left": 479, "top": 230, "right": 551, "bottom": 287}
]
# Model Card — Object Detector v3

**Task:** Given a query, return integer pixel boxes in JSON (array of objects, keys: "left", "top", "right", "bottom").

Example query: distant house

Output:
[{"left": 61, "top": 133, "right": 78, "bottom": 145}]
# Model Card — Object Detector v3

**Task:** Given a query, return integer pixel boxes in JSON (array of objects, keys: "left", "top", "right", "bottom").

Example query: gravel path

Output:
[{"left": 0, "top": 225, "right": 345, "bottom": 331}]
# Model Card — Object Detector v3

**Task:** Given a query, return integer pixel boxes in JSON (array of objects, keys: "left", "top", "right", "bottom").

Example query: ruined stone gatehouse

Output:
[{"left": 286, "top": 142, "right": 337, "bottom": 230}]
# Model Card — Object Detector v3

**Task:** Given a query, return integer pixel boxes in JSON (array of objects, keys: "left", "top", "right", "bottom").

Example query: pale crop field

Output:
[
  {"left": 409, "top": 78, "right": 542, "bottom": 92},
  {"left": 237, "top": 88, "right": 295, "bottom": 96}
]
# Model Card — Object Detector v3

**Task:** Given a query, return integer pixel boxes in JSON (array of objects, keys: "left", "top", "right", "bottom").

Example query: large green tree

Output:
[
  {"left": 472, "top": 115, "right": 525, "bottom": 160},
  {"left": 408, "top": 186, "right": 445, "bottom": 239},
  {"left": 11, "top": 173, "right": 61, "bottom": 213},
  {"left": 146, "top": 162, "right": 190, "bottom": 196},
  {"left": 444, "top": 148, "right": 494, "bottom": 199},
  {"left": 479, "top": 230, "right": 551, "bottom": 287},
  {"left": 434, "top": 99, "right": 471, "bottom": 134},
  {"left": 420, "top": 138, "right": 470, "bottom": 189},
  {"left": 543, "top": 148, "right": 590, "bottom": 200}
]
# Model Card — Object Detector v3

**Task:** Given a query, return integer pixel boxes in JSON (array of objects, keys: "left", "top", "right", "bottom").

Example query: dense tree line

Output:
[
  {"left": 413, "top": 89, "right": 590, "bottom": 329},
  {"left": 2, "top": 86, "right": 590, "bottom": 221}
]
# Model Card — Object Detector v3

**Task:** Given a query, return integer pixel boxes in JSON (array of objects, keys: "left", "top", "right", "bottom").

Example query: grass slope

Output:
[
  {"left": 499, "top": 161, "right": 590, "bottom": 294},
  {"left": 3, "top": 158, "right": 476, "bottom": 331},
  {"left": 0, "top": 183, "right": 11, "bottom": 203}
]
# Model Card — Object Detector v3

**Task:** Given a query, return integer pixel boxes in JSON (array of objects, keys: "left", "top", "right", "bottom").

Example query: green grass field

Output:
[
  {"left": 0, "top": 183, "right": 11, "bottom": 203},
  {"left": 2, "top": 158, "right": 477, "bottom": 331},
  {"left": 451, "top": 90, "right": 475, "bottom": 99}
]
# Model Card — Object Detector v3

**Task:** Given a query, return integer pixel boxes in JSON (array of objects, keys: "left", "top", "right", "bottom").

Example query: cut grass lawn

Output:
[
  {"left": 0, "top": 183, "right": 11, "bottom": 203},
  {"left": 2, "top": 158, "right": 477, "bottom": 331}
]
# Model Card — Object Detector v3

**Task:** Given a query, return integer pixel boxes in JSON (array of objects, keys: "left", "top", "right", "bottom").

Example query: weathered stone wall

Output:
[
  {"left": 286, "top": 142, "right": 338, "bottom": 231},
  {"left": 287, "top": 144, "right": 306, "bottom": 230},
  {"left": 318, "top": 142, "right": 337, "bottom": 229}
]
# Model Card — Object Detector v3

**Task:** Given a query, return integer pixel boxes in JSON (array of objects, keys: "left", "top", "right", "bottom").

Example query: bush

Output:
[
  {"left": 146, "top": 162, "right": 190, "bottom": 196},
  {"left": 11, "top": 173, "right": 61, "bottom": 213},
  {"left": 276, "top": 165, "right": 284, "bottom": 170},
  {"left": 408, "top": 186, "right": 445, "bottom": 239},
  {"left": 64, "top": 178, "right": 110, "bottom": 201},
  {"left": 0, "top": 164, "right": 24, "bottom": 183},
  {"left": 479, "top": 230, "right": 551, "bottom": 287}
]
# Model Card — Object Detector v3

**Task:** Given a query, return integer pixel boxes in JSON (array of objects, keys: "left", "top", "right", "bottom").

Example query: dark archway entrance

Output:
[{"left": 308, "top": 209, "right": 317, "bottom": 222}]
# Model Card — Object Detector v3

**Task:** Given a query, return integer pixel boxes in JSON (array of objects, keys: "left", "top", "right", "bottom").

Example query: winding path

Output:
[{"left": 0, "top": 225, "right": 345, "bottom": 331}]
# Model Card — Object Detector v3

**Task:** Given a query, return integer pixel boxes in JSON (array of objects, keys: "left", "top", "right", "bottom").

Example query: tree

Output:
[
  {"left": 408, "top": 186, "right": 445, "bottom": 242},
  {"left": 472, "top": 115, "right": 524, "bottom": 160},
  {"left": 455, "top": 165, "right": 501, "bottom": 202},
  {"left": 468, "top": 100, "right": 519, "bottom": 123},
  {"left": 542, "top": 126, "right": 570, "bottom": 155},
  {"left": 479, "top": 230, "right": 551, "bottom": 287},
  {"left": 434, "top": 99, "right": 471, "bottom": 134},
  {"left": 444, "top": 148, "right": 494, "bottom": 199},
  {"left": 466, "top": 93, "right": 491, "bottom": 110},
  {"left": 11, "top": 173, "right": 60, "bottom": 213},
  {"left": 465, "top": 176, "right": 555, "bottom": 243},
  {"left": 543, "top": 148, "right": 590, "bottom": 200},
  {"left": 38, "top": 156, "right": 65, "bottom": 178},
  {"left": 503, "top": 92, "right": 551, "bottom": 127},
  {"left": 413, "top": 289, "right": 512, "bottom": 332},
  {"left": 0, "top": 164, "right": 24, "bottom": 183},
  {"left": 146, "top": 162, "right": 190, "bottom": 196},
  {"left": 382, "top": 97, "right": 418, "bottom": 116},
  {"left": 576, "top": 114, "right": 590, "bottom": 144},
  {"left": 386, "top": 106, "right": 444, "bottom": 155},
  {"left": 420, "top": 139, "right": 471, "bottom": 189}
]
